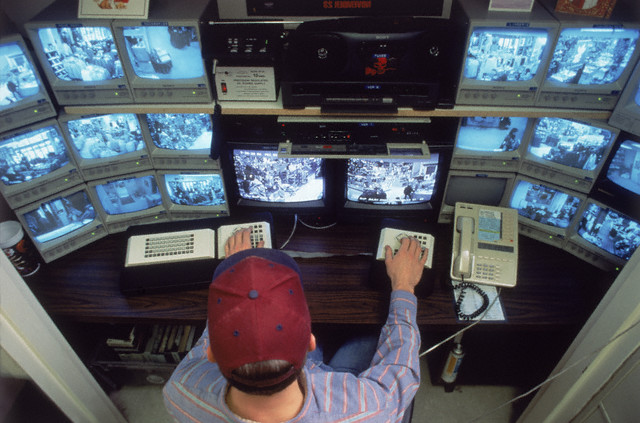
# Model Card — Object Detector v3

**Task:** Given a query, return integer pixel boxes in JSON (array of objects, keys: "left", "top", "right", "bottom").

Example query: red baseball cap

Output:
[{"left": 208, "top": 248, "right": 311, "bottom": 389}]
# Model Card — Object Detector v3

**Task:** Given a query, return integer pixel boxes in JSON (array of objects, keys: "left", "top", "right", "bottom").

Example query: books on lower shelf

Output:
[{"left": 106, "top": 324, "right": 201, "bottom": 364}]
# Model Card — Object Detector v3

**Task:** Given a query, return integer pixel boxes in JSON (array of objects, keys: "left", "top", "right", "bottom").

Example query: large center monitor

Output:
[
  {"left": 455, "top": 0, "right": 559, "bottom": 107},
  {"left": 508, "top": 175, "right": 586, "bottom": 248},
  {"left": 58, "top": 112, "right": 153, "bottom": 180},
  {"left": 0, "top": 119, "right": 83, "bottom": 209},
  {"left": 24, "top": 0, "right": 133, "bottom": 105},
  {"left": 338, "top": 153, "right": 443, "bottom": 222},
  {"left": 519, "top": 117, "right": 619, "bottom": 193},
  {"left": 223, "top": 143, "right": 332, "bottom": 220},
  {"left": 536, "top": 0, "right": 640, "bottom": 110},
  {"left": 111, "top": 0, "right": 213, "bottom": 104},
  {"left": 565, "top": 199, "right": 640, "bottom": 271},
  {"left": 608, "top": 59, "right": 640, "bottom": 137},
  {"left": 87, "top": 171, "right": 169, "bottom": 234},
  {"left": 15, "top": 184, "right": 108, "bottom": 263},
  {"left": 0, "top": 34, "right": 56, "bottom": 133},
  {"left": 140, "top": 112, "right": 219, "bottom": 169},
  {"left": 450, "top": 116, "right": 533, "bottom": 172}
]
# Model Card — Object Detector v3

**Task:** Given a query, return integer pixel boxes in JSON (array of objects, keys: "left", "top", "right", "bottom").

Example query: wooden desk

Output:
[{"left": 27, "top": 219, "right": 614, "bottom": 332}]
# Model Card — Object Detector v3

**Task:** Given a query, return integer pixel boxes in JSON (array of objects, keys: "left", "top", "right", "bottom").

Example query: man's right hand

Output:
[
  {"left": 224, "top": 227, "right": 265, "bottom": 258},
  {"left": 384, "top": 237, "right": 428, "bottom": 295}
]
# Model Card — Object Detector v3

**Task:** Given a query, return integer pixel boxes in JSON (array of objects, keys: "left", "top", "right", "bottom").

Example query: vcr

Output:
[{"left": 280, "top": 15, "right": 468, "bottom": 112}]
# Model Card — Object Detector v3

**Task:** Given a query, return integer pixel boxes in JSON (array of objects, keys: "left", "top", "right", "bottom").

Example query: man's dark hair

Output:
[{"left": 229, "top": 359, "right": 302, "bottom": 395}]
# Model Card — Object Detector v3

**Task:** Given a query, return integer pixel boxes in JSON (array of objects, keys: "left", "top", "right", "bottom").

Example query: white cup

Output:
[{"left": 0, "top": 221, "right": 40, "bottom": 277}]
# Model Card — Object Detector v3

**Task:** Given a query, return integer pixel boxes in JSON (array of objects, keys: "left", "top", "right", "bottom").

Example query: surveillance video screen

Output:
[
  {"left": 528, "top": 117, "right": 615, "bottom": 170},
  {"left": 121, "top": 26, "right": 205, "bottom": 80},
  {"left": 464, "top": 28, "right": 549, "bottom": 82},
  {"left": 36, "top": 26, "right": 124, "bottom": 81},
  {"left": 0, "top": 125, "right": 70, "bottom": 186},
  {"left": 456, "top": 116, "right": 529, "bottom": 152},
  {"left": 606, "top": 139, "right": 640, "bottom": 195},
  {"left": 164, "top": 173, "right": 226, "bottom": 207},
  {"left": 0, "top": 41, "right": 42, "bottom": 107},
  {"left": 577, "top": 203, "right": 640, "bottom": 260},
  {"left": 65, "top": 113, "right": 145, "bottom": 159},
  {"left": 145, "top": 113, "right": 212, "bottom": 151},
  {"left": 233, "top": 149, "right": 324, "bottom": 203},
  {"left": 546, "top": 27, "right": 640, "bottom": 85},
  {"left": 23, "top": 190, "right": 96, "bottom": 243},
  {"left": 94, "top": 175, "right": 162, "bottom": 215},
  {"left": 347, "top": 155, "right": 439, "bottom": 205},
  {"left": 509, "top": 179, "right": 582, "bottom": 228}
]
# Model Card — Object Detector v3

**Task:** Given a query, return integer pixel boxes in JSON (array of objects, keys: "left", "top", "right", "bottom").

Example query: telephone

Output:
[{"left": 450, "top": 202, "right": 519, "bottom": 288}]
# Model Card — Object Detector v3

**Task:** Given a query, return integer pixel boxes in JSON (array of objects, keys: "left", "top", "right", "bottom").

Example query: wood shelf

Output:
[{"left": 64, "top": 100, "right": 612, "bottom": 120}]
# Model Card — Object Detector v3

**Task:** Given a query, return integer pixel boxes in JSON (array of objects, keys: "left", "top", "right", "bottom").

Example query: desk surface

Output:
[{"left": 27, "top": 219, "right": 614, "bottom": 330}]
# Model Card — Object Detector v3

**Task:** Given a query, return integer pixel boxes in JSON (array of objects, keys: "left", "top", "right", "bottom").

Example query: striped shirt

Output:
[{"left": 163, "top": 290, "right": 420, "bottom": 423}]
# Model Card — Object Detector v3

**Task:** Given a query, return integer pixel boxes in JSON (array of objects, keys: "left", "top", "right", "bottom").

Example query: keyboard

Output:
[
  {"left": 375, "top": 227, "right": 435, "bottom": 268},
  {"left": 217, "top": 221, "right": 272, "bottom": 259},
  {"left": 125, "top": 229, "right": 216, "bottom": 267}
]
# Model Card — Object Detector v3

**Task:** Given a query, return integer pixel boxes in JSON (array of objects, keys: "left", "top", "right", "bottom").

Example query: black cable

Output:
[{"left": 454, "top": 282, "right": 490, "bottom": 321}]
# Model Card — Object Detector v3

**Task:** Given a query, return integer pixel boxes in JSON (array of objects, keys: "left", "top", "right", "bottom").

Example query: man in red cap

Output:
[{"left": 164, "top": 227, "right": 427, "bottom": 422}]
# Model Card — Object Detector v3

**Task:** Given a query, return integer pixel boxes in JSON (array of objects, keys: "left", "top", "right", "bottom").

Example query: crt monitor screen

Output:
[
  {"left": 464, "top": 28, "right": 549, "bottom": 82},
  {"left": 509, "top": 178, "right": 583, "bottom": 229},
  {"left": 164, "top": 173, "right": 226, "bottom": 207},
  {"left": 65, "top": 113, "right": 146, "bottom": 160},
  {"left": 0, "top": 124, "right": 70, "bottom": 187},
  {"left": 457, "top": 116, "right": 529, "bottom": 152},
  {"left": 120, "top": 26, "right": 205, "bottom": 80},
  {"left": 576, "top": 202, "right": 640, "bottom": 261},
  {"left": 35, "top": 26, "right": 124, "bottom": 82},
  {"left": 527, "top": 117, "right": 616, "bottom": 171},
  {"left": 23, "top": 190, "right": 97, "bottom": 243},
  {"left": 605, "top": 138, "right": 640, "bottom": 196},
  {"left": 145, "top": 113, "right": 212, "bottom": 151},
  {"left": 546, "top": 27, "right": 640, "bottom": 86},
  {"left": 232, "top": 148, "right": 324, "bottom": 203},
  {"left": 0, "top": 40, "right": 43, "bottom": 109},
  {"left": 94, "top": 174, "right": 162, "bottom": 215},
  {"left": 444, "top": 174, "right": 510, "bottom": 207},
  {"left": 346, "top": 156, "right": 439, "bottom": 205}
]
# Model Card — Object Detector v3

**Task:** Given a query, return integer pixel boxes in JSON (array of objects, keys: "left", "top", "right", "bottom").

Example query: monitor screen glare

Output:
[
  {"left": 0, "top": 41, "right": 41, "bottom": 108},
  {"left": 528, "top": 118, "right": 616, "bottom": 170},
  {"left": 510, "top": 179, "right": 582, "bottom": 228},
  {"left": 0, "top": 125, "right": 70, "bottom": 187},
  {"left": 23, "top": 190, "right": 96, "bottom": 243},
  {"left": 546, "top": 28, "right": 640, "bottom": 86},
  {"left": 464, "top": 28, "right": 548, "bottom": 82},
  {"left": 94, "top": 175, "right": 162, "bottom": 215},
  {"left": 577, "top": 203, "right": 640, "bottom": 261},
  {"left": 66, "top": 114, "right": 145, "bottom": 159},
  {"left": 347, "top": 156, "right": 439, "bottom": 205},
  {"left": 606, "top": 139, "right": 640, "bottom": 195},
  {"left": 146, "top": 113, "right": 212, "bottom": 150},
  {"left": 121, "top": 26, "right": 204, "bottom": 80},
  {"left": 36, "top": 27, "right": 123, "bottom": 82},
  {"left": 457, "top": 117, "right": 528, "bottom": 152},
  {"left": 164, "top": 173, "right": 225, "bottom": 206},
  {"left": 233, "top": 149, "right": 324, "bottom": 203}
]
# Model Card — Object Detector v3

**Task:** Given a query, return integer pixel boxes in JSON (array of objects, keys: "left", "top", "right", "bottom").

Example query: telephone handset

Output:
[
  {"left": 450, "top": 202, "right": 519, "bottom": 288},
  {"left": 453, "top": 216, "right": 475, "bottom": 279}
]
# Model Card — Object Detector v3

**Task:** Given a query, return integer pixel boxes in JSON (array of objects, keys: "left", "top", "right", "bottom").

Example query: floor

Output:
[{"left": 3, "top": 355, "right": 529, "bottom": 423}]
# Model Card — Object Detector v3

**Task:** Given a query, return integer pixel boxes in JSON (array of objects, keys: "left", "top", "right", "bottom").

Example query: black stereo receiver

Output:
[{"left": 280, "top": 16, "right": 468, "bottom": 112}]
